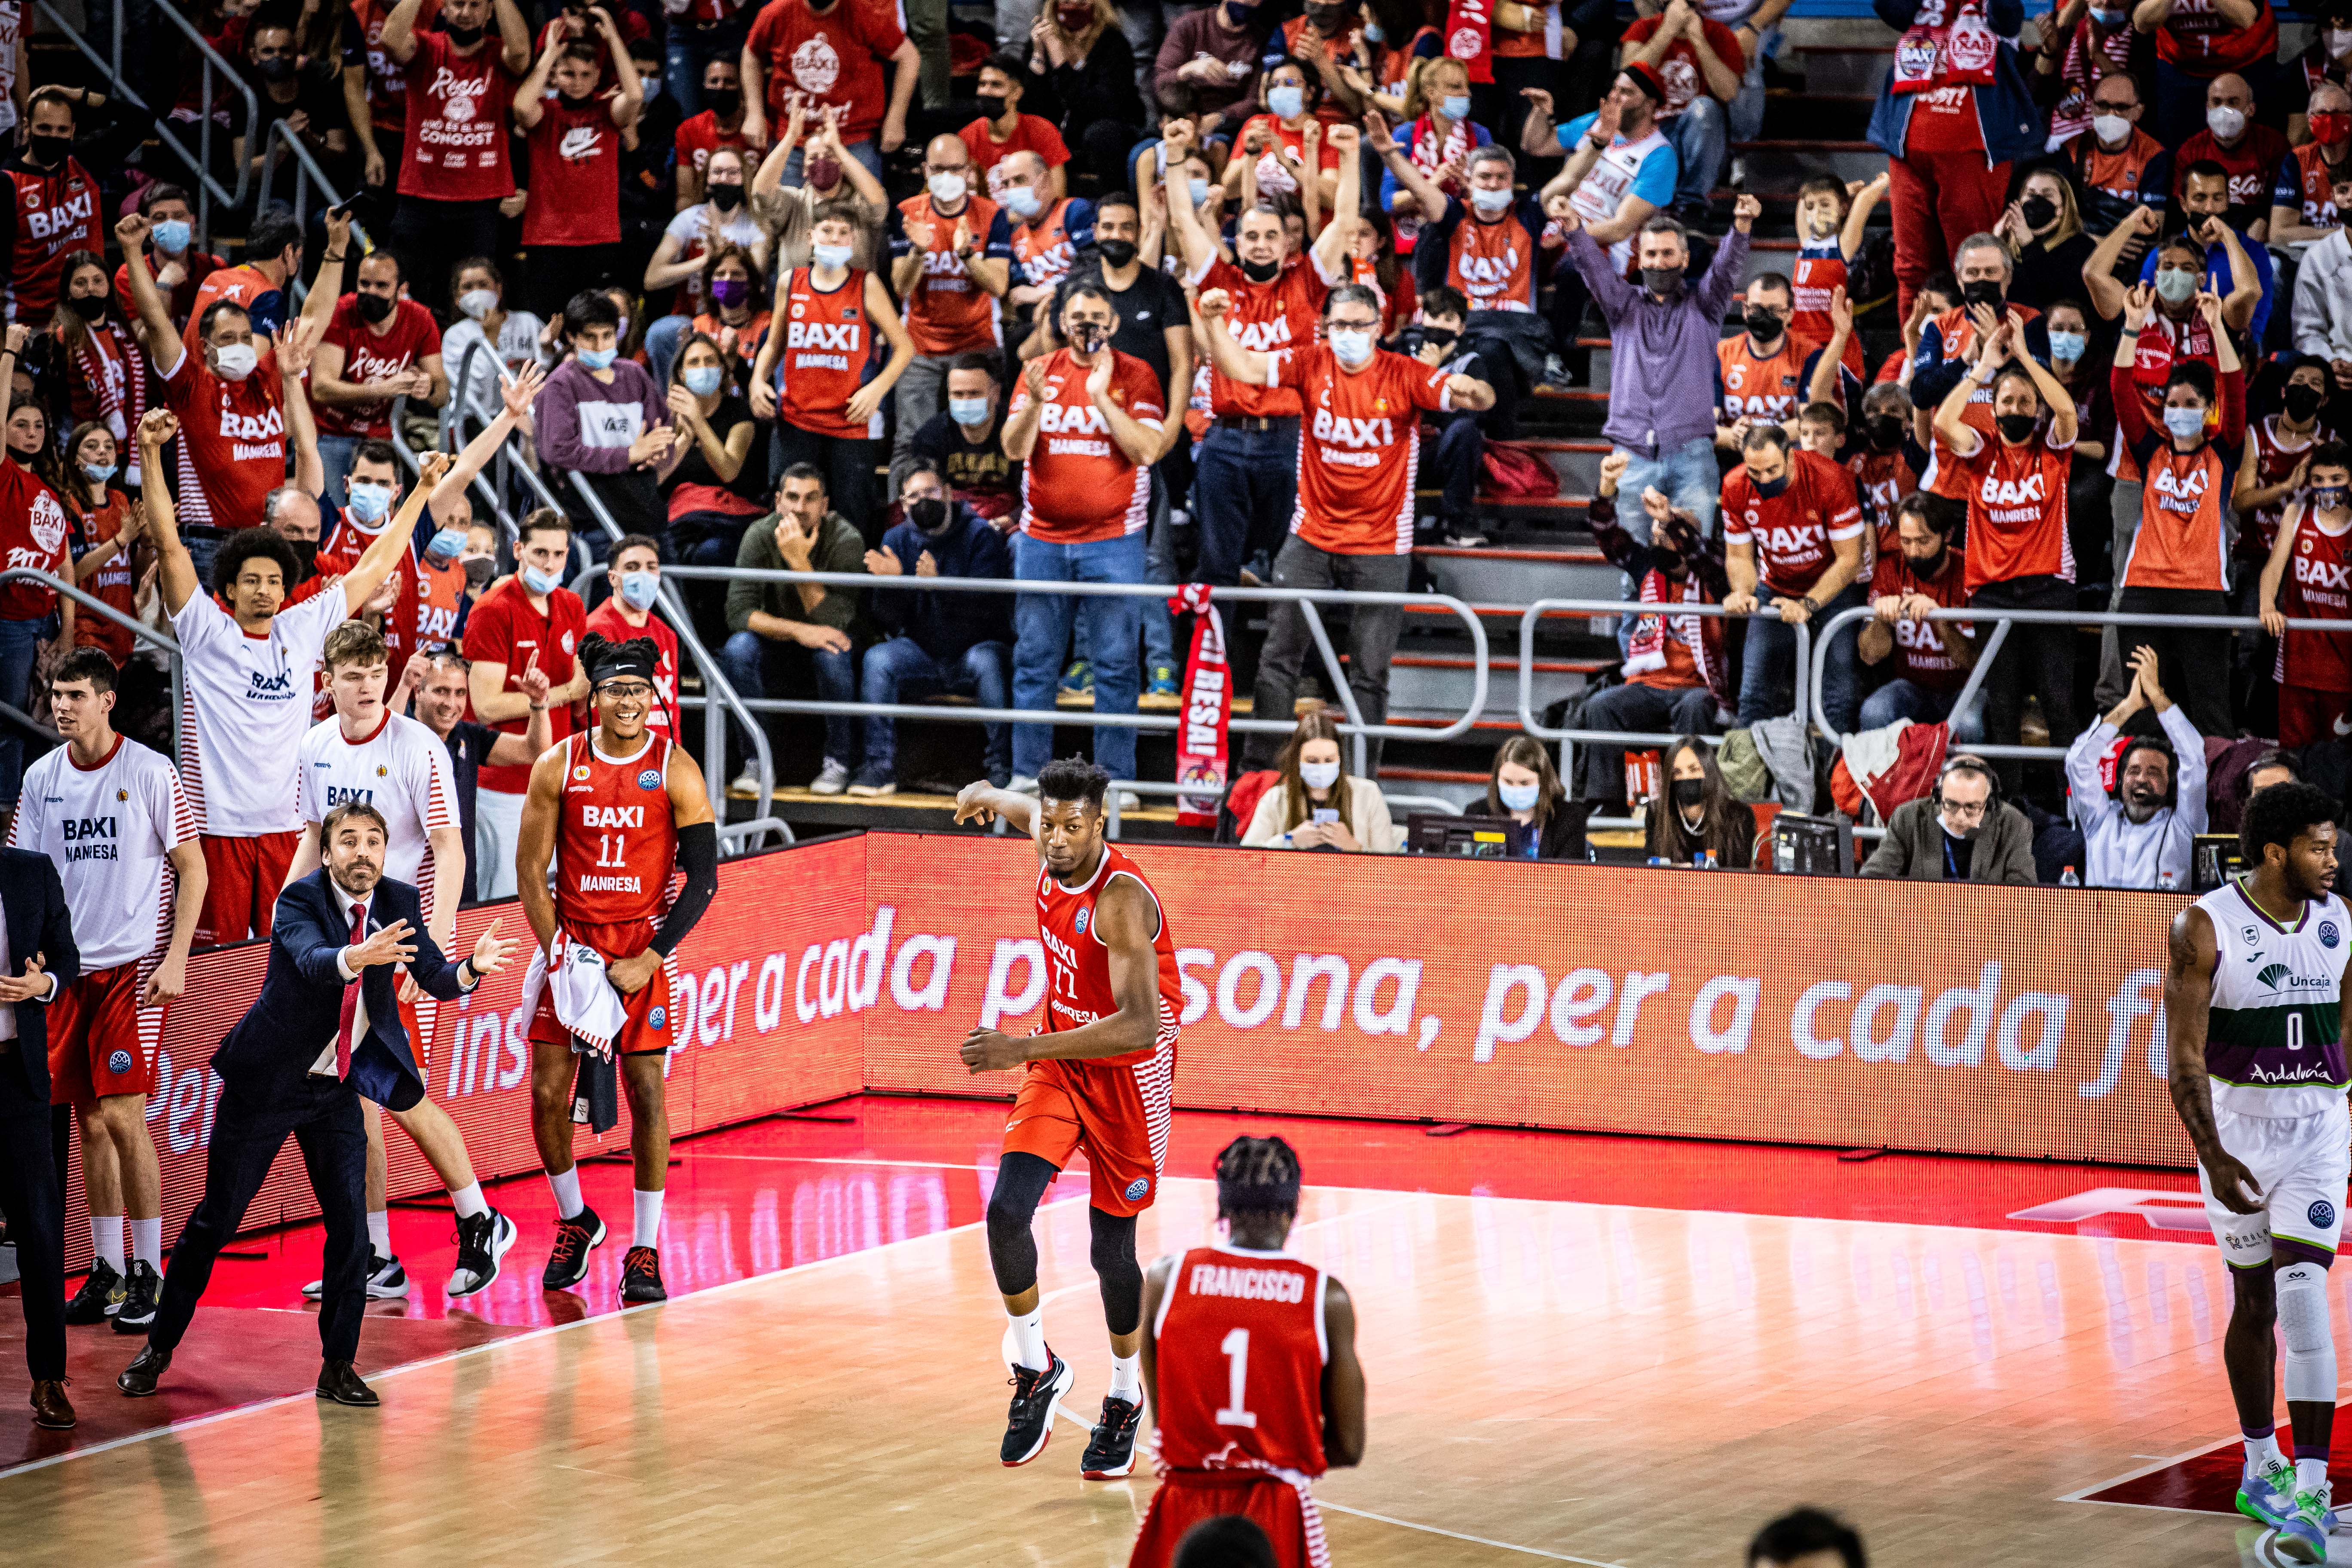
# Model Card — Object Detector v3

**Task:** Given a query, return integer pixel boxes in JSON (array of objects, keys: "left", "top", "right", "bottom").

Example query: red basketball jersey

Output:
[
  {"left": 2280, "top": 505, "right": 2352, "bottom": 694},
  {"left": 1036, "top": 844, "right": 1182, "bottom": 1063},
  {"left": 1152, "top": 1245, "right": 1329, "bottom": 1477},
  {"left": 776, "top": 266, "right": 883, "bottom": 438},
  {"left": 552, "top": 729, "right": 680, "bottom": 946}
]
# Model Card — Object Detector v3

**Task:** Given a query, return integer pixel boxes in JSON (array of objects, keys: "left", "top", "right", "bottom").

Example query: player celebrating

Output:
[
  {"left": 133, "top": 409, "right": 432, "bottom": 947},
  {"left": 287, "top": 621, "right": 519, "bottom": 1300},
  {"left": 517, "top": 634, "right": 717, "bottom": 1304},
  {"left": 2166, "top": 780, "right": 2352, "bottom": 1563},
  {"left": 1129, "top": 1137, "right": 1365, "bottom": 1568},
  {"left": 952, "top": 758, "right": 1182, "bottom": 1478},
  {"left": 11, "top": 649, "right": 204, "bottom": 1335}
]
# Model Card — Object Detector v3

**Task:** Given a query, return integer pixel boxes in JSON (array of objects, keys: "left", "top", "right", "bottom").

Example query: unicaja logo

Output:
[{"left": 2258, "top": 962, "right": 2293, "bottom": 989}]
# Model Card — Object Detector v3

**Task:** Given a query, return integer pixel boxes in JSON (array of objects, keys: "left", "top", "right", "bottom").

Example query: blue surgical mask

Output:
[
  {"left": 2089, "top": 5, "right": 2127, "bottom": 21},
  {"left": 577, "top": 346, "right": 619, "bottom": 371},
  {"left": 812, "top": 242, "right": 855, "bottom": 269},
  {"left": 1440, "top": 94, "right": 1471, "bottom": 122},
  {"left": 683, "top": 364, "right": 725, "bottom": 396},
  {"left": 426, "top": 527, "right": 466, "bottom": 561},
  {"left": 949, "top": 396, "right": 990, "bottom": 426},
  {"left": 1329, "top": 327, "right": 1375, "bottom": 367},
  {"left": 1189, "top": 177, "right": 1211, "bottom": 207},
  {"left": 2162, "top": 405, "right": 2208, "bottom": 441},
  {"left": 1498, "top": 779, "right": 1540, "bottom": 812},
  {"left": 152, "top": 219, "right": 193, "bottom": 256},
  {"left": 1268, "top": 85, "right": 1305, "bottom": 120},
  {"left": 1362, "top": 19, "right": 1383, "bottom": 40},
  {"left": 619, "top": 570, "right": 661, "bottom": 610},
  {"left": 2314, "top": 485, "right": 2350, "bottom": 512},
  {"left": 345, "top": 481, "right": 394, "bottom": 524},
  {"left": 1000, "top": 185, "right": 1041, "bottom": 220},
  {"left": 521, "top": 563, "right": 562, "bottom": 596},
  {"left": 81, "top": 462, "right": 117, "bottom": 485},
  {"left": 2048, "top": 330, "right": 2086, "bottom": 363}
]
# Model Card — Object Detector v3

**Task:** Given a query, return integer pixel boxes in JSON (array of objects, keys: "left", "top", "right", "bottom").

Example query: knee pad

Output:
[
  {"left": 2277, "top": 1262, "right": 2338, "bottom": 1405},
  {"left": 1090, "top": 1209, "right": 1143, "bottom": 1336},
  {"left": 985, "top": 1153, "right": 1058, "bottom": 1298}
]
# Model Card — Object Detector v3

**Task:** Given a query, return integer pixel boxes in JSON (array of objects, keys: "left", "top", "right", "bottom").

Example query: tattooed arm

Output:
[{"left": 2165, "top": 903, "right": 2263, "bottom": 1214}]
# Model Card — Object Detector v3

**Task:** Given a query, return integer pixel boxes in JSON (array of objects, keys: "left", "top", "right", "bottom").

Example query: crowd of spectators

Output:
[{"left": 11, "top": 0, "right": 2352, "bottom": 897}]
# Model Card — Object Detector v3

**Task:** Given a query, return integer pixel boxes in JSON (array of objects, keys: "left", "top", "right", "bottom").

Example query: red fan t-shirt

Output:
[
  {"left": 1720, "top": 449, "right": 1864, "bottom": 598},
  {"left": 315, "top": 294, "right": 441, "bottom": 438},
  {"left": 1952, "top": 428, "right": 2077, "bottom": 593},
  {"left": 0, "top": 461, "right": 72, "bottom": 622},
  {"left": 399, "top": 31, "right": 520, "bottom": 201},
  {"left": 460, "top": 578, "right": 585, "bottom": 794},
  {"left": 1265, "top": 343, "right": 1453, "bottom": 556},
  {"left": 743, "top": 0, "right": 906, "bottom": 148},
  {"left": 160, "top": 342, "right": 285, "bottom": 529},
  {"left": 524, "top": 98, "right": 622, "bottom": 247},
  {"left": 1008, "top": 348, "right": 1164, "bottom": 544}
]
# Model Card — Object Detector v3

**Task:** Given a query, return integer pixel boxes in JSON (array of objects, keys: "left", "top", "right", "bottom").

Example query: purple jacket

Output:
[
  {"left": 534, "top": 358, "right": 666, "bottom": 476},
  {"left": 1568, "top": 225, "right": 1748, "bottom": 455}
]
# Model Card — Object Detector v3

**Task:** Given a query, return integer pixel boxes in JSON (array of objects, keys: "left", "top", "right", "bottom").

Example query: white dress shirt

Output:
[{"left": 0, "top": 899, "right": 61, "bottom": 1044}]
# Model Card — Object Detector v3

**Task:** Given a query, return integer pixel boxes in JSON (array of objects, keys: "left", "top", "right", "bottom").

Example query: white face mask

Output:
[
  {"left": 1469, "top": 184, "right": 1514, "bottom": 216},
  {"left": 2091, "top": 112, "right": 2132, "bottom": 145},
  {"left": 211, "top": 341, "right": 258, "bottom": 381},
  {"left": 1299, "top": 760, "right": 1341, "bottom": 791},
  {"left": 1498, "top": 779, "right": 1540, "bottom": 812},
  {"left": 458, "top": 288, "right": 499, "bottom": 320},
  {"left": 927, "top": 170, "right": 968, "bottom": 204},
  {"left": 2206, "top": 104, "right": 2246, "bottom": 140},
  {"left": 812, "top": 242, "right": 853, "bottom": 270},
  {"left": 2332, "top": 26, "right": 2352, "bottom": 55}
]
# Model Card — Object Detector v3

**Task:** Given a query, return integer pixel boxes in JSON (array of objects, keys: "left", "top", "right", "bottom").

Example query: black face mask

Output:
[
  {"left": 25, "top": 133, "right": 69, "bottom": 168},
  {"left": 706, "top": 87, "right": 741, "bottom": 118},
  {"left": 1069, "top": 321, "right": 1109, "bottom": 354},
  {"left": 1960, "top": 279, "right": 2005, "bottom": 312},
  {"left": 355, "top": 291, "right": 395, "bottom": 325},
  {"left": 1096, "top": 237, "right": 1138, "bottom": 268},
  {"left": 255, "top": 55, "right": 294, "bottom": 83},
  {"left": 288, "top": 539, "right": 318, "bottom": 578},
  {"left": 907, "top": 496, "right": 952, "bottom": 533},
  {"left": 1641, "top": 265, "right": 1684, "bottom": 297},
  {"left": 707, "top": 181, "right": 744, "bottom": 211},
  {"left": 1241, "top": 255, "right": 1281, "bottom": 284},
  {"left": 2287, "top": 383, "right": 2327, "bottom": 421},
  {"left": 444, "top": 21, "right": 485, "bottom": 46},
  {"left": 1744, "top": 308, "right": 1782, "bottom": 342},
  {"left": 975, "top": 92, "right": 1008, "bottom": 121},
  {"left": 2019, "top": 194, "right": 2058, "bottom": 231},
  {"left": 67, "top": 293, "right": 106, "bottom": 322},
  {"left": 1751, "top": 472, "right": 1790, "bottom": 500},
  {"left": 1420, "top": 326, "right": 1458, "bottom": 346},
  {"left": 1671, "top": 778, "right": 1706, "bottom": 808},
  {"left": 1651, "top": 550, "right": 1684, "bottom": 578},
  {"left": 1867, "top": 414, "right": 1905, "bottom": 449},
  {"left": 1994, "top": 411, "right": 2038, "bottom": 444}
]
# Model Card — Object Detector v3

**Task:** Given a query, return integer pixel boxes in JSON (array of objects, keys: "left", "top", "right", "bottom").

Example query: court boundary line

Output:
[{"left": 2056, "top": 1433, "right": 2256, "bottom": 1517}]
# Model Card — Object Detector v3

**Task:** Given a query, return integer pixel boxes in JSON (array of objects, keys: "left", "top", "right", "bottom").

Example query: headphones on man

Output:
[{"left": 1932, "top": 753, "right": 2000, "bottom": 811}]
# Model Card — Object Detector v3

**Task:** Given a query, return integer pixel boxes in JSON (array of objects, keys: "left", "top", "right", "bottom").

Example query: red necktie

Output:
[{"left": 336, "top": 903, "right": 367, "bottom": 1079}]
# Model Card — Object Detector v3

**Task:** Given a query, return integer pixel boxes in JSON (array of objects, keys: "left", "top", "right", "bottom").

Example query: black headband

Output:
[{"left": 583, "top": 635, "right": 659, "bottom": 686}]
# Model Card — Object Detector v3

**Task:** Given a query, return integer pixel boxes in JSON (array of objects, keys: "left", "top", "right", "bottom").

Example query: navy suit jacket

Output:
[
  {"left": 212, "top": 870, "right": 469, "bottom": 1115},
  {"left": 0, "top": 848, "right": 79, "bottom": 1111}
]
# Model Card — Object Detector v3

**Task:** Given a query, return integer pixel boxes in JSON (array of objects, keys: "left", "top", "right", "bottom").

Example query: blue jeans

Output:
[
  {"left": 1737, "top": 582, "right": 1865, "bottom": 734},
  {"left": 861, "top": 636, "right": 1010, "bottom": 779},
  {"left": 1612, "top": 436, "right": 1721, "bottom": 539},
  {"left": 721, "top": 628, "right": 857, "bottom": 774},
  {"left": 1663, "top": 97, "right": 1728, "bottom": 210},
  {"left": 315, "top": 433, "right": 362, "bottom": 509},
  {"left": 1192, "top": 420, "right": 1298, "bottom": 585},
  {"left": 0, "top": 616, "right": 49, "bottom": 807},
  {"left": 1012, "top": 532, "right": 1146, "bottom": 781},
  {"left": 1140, "top": 476, "right": 1180, "bottom": 675},
  {"left": 1858, "top": 677, "right": 1985, "bottom": 744}
]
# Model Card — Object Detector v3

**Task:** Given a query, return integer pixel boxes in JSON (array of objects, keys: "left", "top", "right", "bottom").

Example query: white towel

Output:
[{"left": 521, "top": 935, "right": 628, "bottom": 1059}]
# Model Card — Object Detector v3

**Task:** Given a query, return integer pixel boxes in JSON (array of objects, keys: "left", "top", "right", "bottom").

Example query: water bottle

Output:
[
  {"left": 2059, "top": 865, "right": 2080, "bottom": 887},
  {"left": 1695, "top": 849, "right": 1717, "bottom": 870},
  {"left": 2158, "top": 867, "right": 2179, "bottom": 891}
]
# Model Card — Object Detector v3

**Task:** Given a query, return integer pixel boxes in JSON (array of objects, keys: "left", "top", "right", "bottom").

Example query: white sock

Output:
[
  {"left": 130, "top": 1217, "right": 162, "bottom": 1269},
  {"left": 1006, "top": 1305, "right": 1048, "bottom": 1372},
  {"left": 2300, "top": 1454, "right": 2332, "bottom": 1495},
  {"left": 1108, "top": 1352, "right": 1142, "bottom": 1402},
  {"left": 366, "top": 1210, "right": 392, "bottom": 1259},
  {"left": 632, "top": 1188, "right": 663, "bottom": 1248},
  {"left": 449, "top": 1182, "right": 489, "bottom": 1220},
  {"left": 548, "top": 1166, "right": 584, "bottom": 1220},
  {"left": 91, "top": 1214, "right": 124, "bottom": 1272},
  {"left": 2249, "top": 1429, "right": 2288, "bottom": 1470}
]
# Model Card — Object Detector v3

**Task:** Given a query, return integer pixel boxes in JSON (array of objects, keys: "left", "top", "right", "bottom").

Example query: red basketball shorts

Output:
[
  {"left": 1127, "top": 1471, "right": 1329, "bottom": 1568},
  {"left": 198, "top": 830, "right": 300, "bottom": 947},
  {"left": 48, "top": 960, "right": 162, "bottom": 1103},
  {"left": 1003, "top": 1027, "right": 1175, "bottom": 1219},
  {"left": 528, "top": 922, "right": 679, "bottom": 1058}
]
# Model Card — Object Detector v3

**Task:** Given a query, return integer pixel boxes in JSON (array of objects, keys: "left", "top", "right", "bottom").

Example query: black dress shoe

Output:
[
  {"left": 117, "top": 1344, "right": 170, "bottom": 1397},
  {"left": 315, "top": 1360, "right": 379, "bottom": 1407},
  {"left": 30, "top": 1379, "right": 74, "bottom": 1429}
]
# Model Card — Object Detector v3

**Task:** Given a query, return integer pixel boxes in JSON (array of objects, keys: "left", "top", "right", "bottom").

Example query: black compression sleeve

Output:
[{"left": 649, "top": 821, "right": 719, "bottom": 956}]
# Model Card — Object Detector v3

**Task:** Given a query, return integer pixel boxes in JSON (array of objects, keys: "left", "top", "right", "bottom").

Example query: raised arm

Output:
[
  {"left": 1308, "top": 124, "right": 1363, "bottom": 281},
  {"left": 381, "top": 0, "right": 424, "bottom": 63},
  {"left": 341, "top": 450, "right": 450, "bottom": 614},
  {"left": 952, "top": 777, "right": 1039, "bottom": 836},
  {"left": 112, "top": 212, "right": 182, "bottom": 371},
  {"left": 1159, "top": 119, "right": 1217, "bottom": 276},
  {"left": 511, "top": 29, "right": 564, "bottom": 131},
  {"left": 136, "top": 410, "right": 200, "bottom": 616},
  {"left": 435, "top": 362, "right": 544, "bottom": 512},
  {"left": 1194, "top": 288, "right": 1271, "bottom": 385},
  {"left": 299, "top": 208, "right": 354, "bottom": 340}
]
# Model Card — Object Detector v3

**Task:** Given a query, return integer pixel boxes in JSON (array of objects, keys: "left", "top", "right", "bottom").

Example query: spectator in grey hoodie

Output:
[{"left": 533, "top": 290, "right": 676, "bottom": 548}]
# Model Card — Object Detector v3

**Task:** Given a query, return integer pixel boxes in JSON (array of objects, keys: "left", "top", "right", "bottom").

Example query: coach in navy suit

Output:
[
  {"left": 118, "top": 801, "right": 514, "bottom": 1407},
  {"left": 0, "top": 847, "right": 79, "bottom": 1429}
]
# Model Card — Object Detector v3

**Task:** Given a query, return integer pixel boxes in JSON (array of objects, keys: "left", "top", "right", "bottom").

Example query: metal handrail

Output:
[
  {"left": 0, "top": 569, "right": 183, "bottom": 730},
  {"left": 254, "top": 115, "right": 347, "bottom": 237},
  {"left": 549, "top": 476, "right": 782, "bottom": 837},
  {"left": 1805, "top": 603, "right": 2352, "bottom": 759},
  {"left": 673, "top": 567, "right": 1494, "bottom": 776}
]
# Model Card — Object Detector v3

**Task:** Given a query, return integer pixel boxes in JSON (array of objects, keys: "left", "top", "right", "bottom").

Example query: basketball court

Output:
[{"left": 0, "top": 1093, "right": 2327, "bottom": 1565}]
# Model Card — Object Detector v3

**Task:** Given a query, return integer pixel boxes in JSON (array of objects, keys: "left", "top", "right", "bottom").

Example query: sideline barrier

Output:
[{"left": 98, "top": 833, "right": 2192, "bottom": 1271}]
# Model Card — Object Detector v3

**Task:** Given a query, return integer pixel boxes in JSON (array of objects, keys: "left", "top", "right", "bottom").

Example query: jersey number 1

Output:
[{"left": 1216, "top": 1326, "right": 1259, "bottom": 1429}]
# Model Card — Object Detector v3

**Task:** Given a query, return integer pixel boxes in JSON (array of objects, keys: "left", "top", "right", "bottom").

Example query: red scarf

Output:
[
  {"left": 1624, "top": 567, "right": 1711, "bottom": 687},
  {"left": 1444, "top": 0, "right": 1493, "bottom": 84},
  {"left": 69, "top": 320, "right": 147, "bottom": 447},
  {"left": 1169, "top": 584, "right": 1229, "bottom": 828}
]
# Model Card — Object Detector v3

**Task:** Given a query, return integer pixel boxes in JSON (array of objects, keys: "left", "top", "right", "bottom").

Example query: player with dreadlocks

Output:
[{"left": 1126, "top": 1136, "right": 1366, "bottom": 1568}]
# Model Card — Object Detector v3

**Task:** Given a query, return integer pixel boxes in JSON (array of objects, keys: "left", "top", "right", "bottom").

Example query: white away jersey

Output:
[
  {"left": 2198, "top": 877, "right": 2352, "bottom": 1118},
  {"left": 172, "top": 588, "right": 349, "bottom": 836},
  {"left": 9, "top": 735, "right": 195, "bottom": 969},
  {"left": 297, "top": 710, "right": 459, "bottom": 899}
]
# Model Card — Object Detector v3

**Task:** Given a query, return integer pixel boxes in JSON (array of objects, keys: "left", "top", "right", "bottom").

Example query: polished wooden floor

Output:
[{"left": 0, "top": 1152, "right": 2319, "bottom": 1568}]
